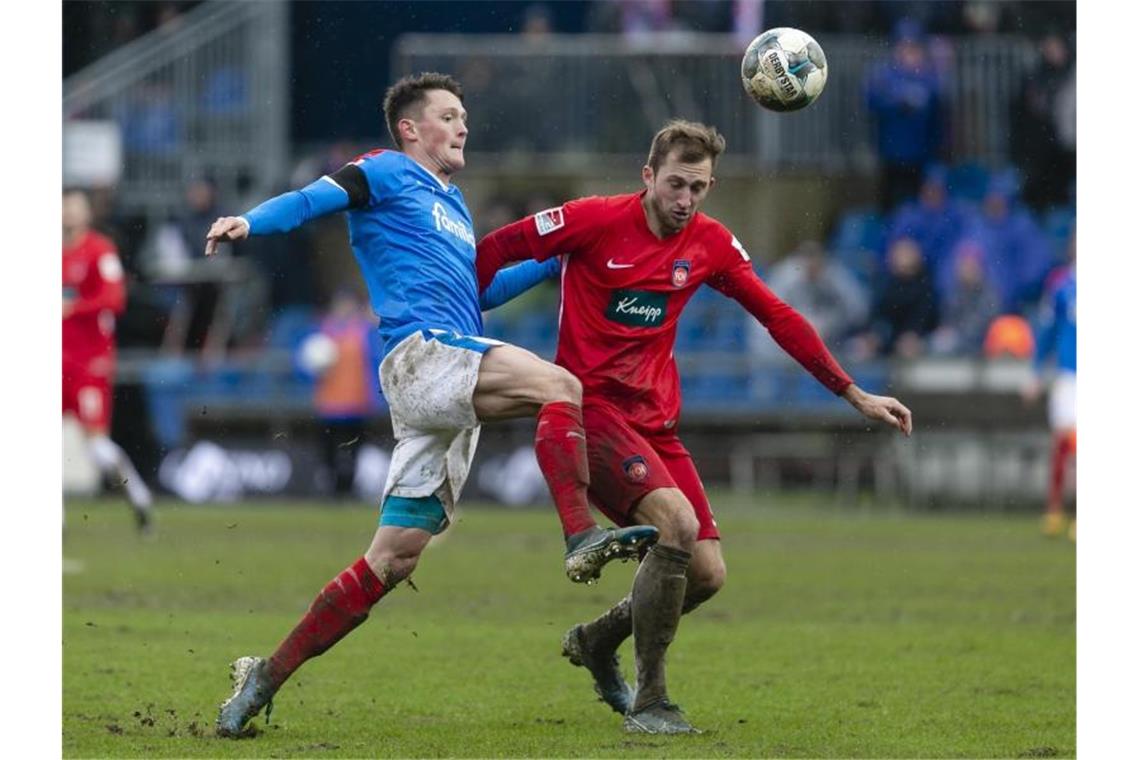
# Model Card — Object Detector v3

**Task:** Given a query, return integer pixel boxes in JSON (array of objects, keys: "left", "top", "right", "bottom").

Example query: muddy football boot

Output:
[
  {"left": 216, "top": 656, "right": 276, "bottom": 737},
  {"left": 561, "top": 624, "right": 634, "bottom": 715},
  {"left": 623, "top": 699, "right": 701, "bottom": 734},
  {"left": 565, "top": 525, "right": 659, "bottom": 583}
]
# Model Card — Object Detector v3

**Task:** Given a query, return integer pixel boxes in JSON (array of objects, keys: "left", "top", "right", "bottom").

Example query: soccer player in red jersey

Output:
[
  {"left": 63, "top": 189, "right": 154, "bottom": 532},
  {"left": 477, "top": 120, "right": 913, "bottom": 734}
]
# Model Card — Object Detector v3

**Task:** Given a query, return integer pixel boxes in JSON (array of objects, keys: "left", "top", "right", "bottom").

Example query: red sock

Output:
[
  {"left": 1048, "top": 431, "right": 1075, "bottom": 513},
  {"left": 535, "top": 401, "right": 596, "bottom": 538},
  {"left": 265, "top": 557, "right": 387, "bottom": 689}
]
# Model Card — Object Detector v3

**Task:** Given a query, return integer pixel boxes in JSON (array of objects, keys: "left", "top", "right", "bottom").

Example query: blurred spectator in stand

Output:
[
  {"left": 297, "top": 289, "right": 382, "bottom": 499},
  {"left": 961, "top": 170, "right": 1052, "bottom": 313},
  {"left": 864, "top": 18, "right": 944, "bottom": 213},
  {"left": 852, "top": 236, "right": 939, "bottom": 359},
  {"left": 1012, "top": 32, "right": 1076, "bottom": 212},
  {"left": 673, "top": 1, "right": 734, "bottom": 32},
  {"left": 588, "top": 0, "right": 675, "bottom": 39},
  {"left": 497, "top": 4, "right": 560, "bottom": 153},
  {"left": 154, "top": 2, "right": 187, "bottom": 35},
  {"left": 929, "top": 240, "right": 1001, "bottom": 356},
  {"left": 885, "top": 163, "right": 974, "bottom": 294},
  {"left": 754, "top": 240, "right": 869, "bottom": 360},
  {"left": 117, "top": 77, "right": 181, "bottom": 162},
  {"left": 1022, "top": 236, "right": 1076, "bottom": 539}
]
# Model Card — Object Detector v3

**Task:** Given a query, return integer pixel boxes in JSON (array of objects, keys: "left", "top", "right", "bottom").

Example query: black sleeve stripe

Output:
[{"left": 328, "top": 163, "right": 370, "bottom": 208}]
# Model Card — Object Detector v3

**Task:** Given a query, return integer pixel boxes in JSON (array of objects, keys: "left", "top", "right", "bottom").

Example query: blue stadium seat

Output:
[
  {"left": 830, "top": 209, "right": 885, "bottom": 287},
  {"left": 266, "top": 306, "right": 318, "bottom": 351},
  {"left": 947, "top": 163, "right": 990, "bottom": 203}
]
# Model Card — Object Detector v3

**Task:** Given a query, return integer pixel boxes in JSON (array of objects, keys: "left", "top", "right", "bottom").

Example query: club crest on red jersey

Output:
[
  {"left": 622, "top": 454, "right": 650, "bottom": 483},
  {"left": 534, "top": 206, "right": 565, "bottom": 236},
  {"left": 672, "top": 259, "right": 691, "bottom": 288}
]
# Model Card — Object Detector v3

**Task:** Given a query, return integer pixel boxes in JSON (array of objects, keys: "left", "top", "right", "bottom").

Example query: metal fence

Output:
[
  {"left": 394, "top": 33, "right": 1035, "bottom": 170},
  {"left": 63, "top": 0, "right": 290, "bottom": 222}
]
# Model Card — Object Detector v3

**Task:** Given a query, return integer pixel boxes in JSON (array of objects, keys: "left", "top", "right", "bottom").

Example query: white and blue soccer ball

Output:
[
  {"left": 741, "top": 27, "right": 828, "bottom": 112},
  {"left": 298, "top": 333, "right": 339, "bottom": 375}
]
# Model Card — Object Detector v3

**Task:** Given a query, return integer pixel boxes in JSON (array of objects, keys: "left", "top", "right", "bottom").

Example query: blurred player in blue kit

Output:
[
  {"left": 1023, "top": 238, "right": 1076, "bottom": 539},
  {"left": 204, "top": 72, "right": 657, "bottom": 737}
]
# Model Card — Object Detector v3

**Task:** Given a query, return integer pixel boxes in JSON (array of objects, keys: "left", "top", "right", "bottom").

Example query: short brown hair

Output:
[
  {"left": 646, "top": 119, "right": 726, "bottom": 173},
  {"left": 382, "top": 72, "right": 464, "bottom": 148}
]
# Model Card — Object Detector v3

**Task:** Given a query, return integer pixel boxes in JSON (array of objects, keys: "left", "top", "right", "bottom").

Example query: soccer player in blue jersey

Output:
[
  {"left": 206, "top": 72, "right": 657, "bottom": 737},
  {"left": 1024, "top": 239, "right": 1076, "bottom": 539}
]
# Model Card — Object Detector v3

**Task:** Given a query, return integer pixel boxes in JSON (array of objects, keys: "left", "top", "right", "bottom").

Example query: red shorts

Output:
[
  {"left": 63, "top": 360, "right": 113, "bottom": 432},
  {"left": 584, "top": 400, "right": 720, "bottom": 541}
]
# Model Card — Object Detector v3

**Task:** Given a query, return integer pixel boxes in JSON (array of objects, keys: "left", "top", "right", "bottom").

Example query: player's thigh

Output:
[
  {"left": 582, "top": 402, "right": 680, "bottom": 529},
  {"left": 472, "top": 342, "right": 580, "bottom": 421},
  {"left": 1048, "top": 371, "right": 1076, "bottom": 432},
  {"left": 380, "top": 330, "right": 491, "bottom": 433},
  {"left": 64, "top": 370, "right": 111, "bottom": 433},
  {"left": 661, "top": 448, "right": 721, "bottom": 541}
]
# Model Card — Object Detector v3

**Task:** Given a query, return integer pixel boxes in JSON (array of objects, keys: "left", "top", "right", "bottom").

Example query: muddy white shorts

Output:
[
  {"left": 379, "top": 329, "right": 502, "bottom": 519},
  {"left": 1048, "top": 371, "right": 1076, "bottom": 431}
]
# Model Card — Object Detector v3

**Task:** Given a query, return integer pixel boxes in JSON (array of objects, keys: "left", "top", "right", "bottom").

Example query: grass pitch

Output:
[{"left": 63, "top": 494, "right": 1074, "bottom": 758}]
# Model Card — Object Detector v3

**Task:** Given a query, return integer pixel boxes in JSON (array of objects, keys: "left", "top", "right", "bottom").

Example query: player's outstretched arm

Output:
[
  {"left": 479, "top": 258, "right": 561, "bottom": 311},
  {"left": 842, "top": 384, "right": 913, "bottom": 436},
  {"left": 204, "top": 175, "right": 353, "bottom": 256}
]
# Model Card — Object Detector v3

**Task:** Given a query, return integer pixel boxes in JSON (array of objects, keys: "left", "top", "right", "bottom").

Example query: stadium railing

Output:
[
  {"left": 393, "top": 33, "right": 1035, "bottom": 170},
  {"left": 63, "top": 0, "right": 290, "bottom": 225}
]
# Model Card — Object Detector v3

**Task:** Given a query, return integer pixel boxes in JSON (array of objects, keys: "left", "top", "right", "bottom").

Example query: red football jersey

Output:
[
  {"left": 479, "top": 193, "right": 853, "bottom": 434},
  {"left": 63, "top": 230, "right": 126, "bottom": 369}
]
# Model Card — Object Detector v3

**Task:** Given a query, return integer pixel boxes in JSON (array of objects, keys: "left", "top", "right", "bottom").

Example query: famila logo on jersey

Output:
[{"left": 431, "top": 202, "right": 476, "bottom": 247}]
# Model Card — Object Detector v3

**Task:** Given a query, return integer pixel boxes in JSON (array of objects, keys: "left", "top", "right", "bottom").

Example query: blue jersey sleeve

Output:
[
  {"left": 354, "top": 150, "right": 409, "bottom": 205},
  {"left": 480, "top": 258, "right": 560, "bottom": 310},
  {"left": 242, "top": 177, "right": 351, "bottom": 235}
]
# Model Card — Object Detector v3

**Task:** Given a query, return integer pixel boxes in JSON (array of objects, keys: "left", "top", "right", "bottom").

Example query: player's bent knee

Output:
[
  {"left": 691, "top": 561, "right": 726, "bottom": 597},
  {"left": 541, "top": 364, "right": 582, "bottom": 405},
  {"left": 659, "top": 510, "right": 700, "bottom": 550}
]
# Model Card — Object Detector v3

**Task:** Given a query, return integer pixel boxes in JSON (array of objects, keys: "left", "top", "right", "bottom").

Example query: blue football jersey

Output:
[
  {"left": 1036, "top": 266, "right": 1076, "bottom": 374},
  {"left": 343, "top": 150, "right": 482, "bottom": 355},
  {"left": 239, "top": 149, "right": 523, "bottom": 358}
]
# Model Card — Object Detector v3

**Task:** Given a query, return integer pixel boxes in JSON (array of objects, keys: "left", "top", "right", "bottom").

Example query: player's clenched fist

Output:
[{"left": 204, "top": 216, "right": 251, "bottom": 256}]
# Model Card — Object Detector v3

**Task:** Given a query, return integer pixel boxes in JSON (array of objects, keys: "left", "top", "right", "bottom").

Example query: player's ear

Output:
[
  {"left": 398, "top": 118, "right": 417, "bottom": 144},
  {"left": 641, "top": 165, "right": 654, "bottom": 187}
]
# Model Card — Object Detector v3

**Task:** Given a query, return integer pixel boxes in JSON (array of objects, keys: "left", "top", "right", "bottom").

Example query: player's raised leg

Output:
[{"left": 473, "top": 343, "right": 658, "bottom": 582}]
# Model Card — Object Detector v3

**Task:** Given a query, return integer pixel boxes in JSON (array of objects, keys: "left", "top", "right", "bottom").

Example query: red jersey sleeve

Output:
[
  {"left": 707, "top": 230, "right": 853, "bottom": 396},
  {"left": 70, "top": 236, "right": 126, "bottom": 318},
  {"left": 476, "top": 197, "right": 609, "bottom": 291}
]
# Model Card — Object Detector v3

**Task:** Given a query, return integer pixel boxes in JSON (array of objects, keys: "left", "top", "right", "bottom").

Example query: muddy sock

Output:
[
  {"left": 582, "top": 595, "right": 632, "bottom": 653},
  {"left": 631, "top": 544, "right": 690, "bottom": 712},
  {"left": 583, "top": 569, "right": 713, "bottom": 653}
]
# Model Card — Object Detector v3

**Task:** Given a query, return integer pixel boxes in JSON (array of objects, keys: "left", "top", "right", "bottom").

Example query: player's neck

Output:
[
  {"left": 63, "top": 227, "right": 86, "bottom": 247},
  {"left": 640, "top": 195, "right": 675, "bottom": 240},
  {"left": 404, "top": 149, "right": 452, "bottom": 188}
]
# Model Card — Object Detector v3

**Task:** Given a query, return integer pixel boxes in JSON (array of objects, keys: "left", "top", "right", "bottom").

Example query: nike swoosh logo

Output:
[{"left": 607, "top": 258, "right": 635, "bottom": 269}]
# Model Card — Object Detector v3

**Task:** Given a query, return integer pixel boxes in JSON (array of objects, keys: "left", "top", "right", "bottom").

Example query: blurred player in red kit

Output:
[
  {"left": 477, "top": 120, "right": 913, "bottom": 734},
  {"left": 63, "top": 188, "right": 154, "bottom": 532}
]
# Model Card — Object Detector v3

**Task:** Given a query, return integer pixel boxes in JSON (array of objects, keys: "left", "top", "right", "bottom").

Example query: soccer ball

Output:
[
  {"left": 298, "top": 333, "right": 339, "bottom": 375},
  {"left": 741, "top": 27, "right": 828, "bottom": 112}
]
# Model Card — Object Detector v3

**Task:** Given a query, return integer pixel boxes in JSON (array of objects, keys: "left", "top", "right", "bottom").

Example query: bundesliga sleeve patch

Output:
[{"left": 533, "top": 206, "right": 566, "bottom": 236}]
